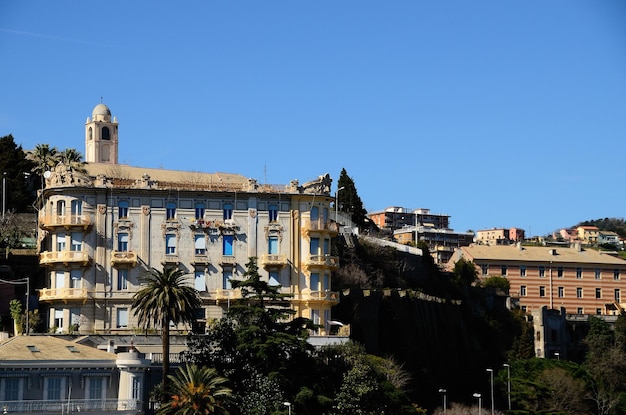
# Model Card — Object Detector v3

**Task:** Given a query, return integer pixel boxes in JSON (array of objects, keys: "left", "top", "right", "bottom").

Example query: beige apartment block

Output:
[
  {"left": 37, "top": 103, "right": 340, "bottom": 336},
  {"left": 448, "top": 243, "right": 626, "bottom": 316}
]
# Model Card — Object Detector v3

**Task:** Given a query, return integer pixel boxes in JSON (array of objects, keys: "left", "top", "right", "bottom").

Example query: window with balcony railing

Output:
[{"left": 118, "top": 200, "right": 129, "bottom": 219}]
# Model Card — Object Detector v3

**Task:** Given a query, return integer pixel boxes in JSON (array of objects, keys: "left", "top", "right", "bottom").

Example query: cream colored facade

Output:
[{"left": 37, "top": 104, "right": 339, "bottom": 336}]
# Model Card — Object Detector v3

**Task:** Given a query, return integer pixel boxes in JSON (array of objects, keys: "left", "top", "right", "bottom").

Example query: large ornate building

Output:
[{"left": 36, "top": 103, "right": 340, "bottom": 335}]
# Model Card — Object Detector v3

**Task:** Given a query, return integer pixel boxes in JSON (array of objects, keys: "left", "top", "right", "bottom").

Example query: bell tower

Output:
[{"left": 85, "top": 102, "right": 119, "bottom": 164}]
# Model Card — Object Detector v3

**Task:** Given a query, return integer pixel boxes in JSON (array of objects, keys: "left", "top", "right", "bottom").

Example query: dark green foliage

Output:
[
  {"left": 481, "top": 276, "right": 511, "bottom": 294},
  {"left": 506, "top": 359, "right": 591, "bottom": 414},
  {"left": 185, "top": 258, "right": 317, "bottom": 414},
  {"left": 336, "top": 168, "right": 368, "bottom": 230},
  {"left": 452, "top": 257, "right": 478, "bottom": 286},
  {"left": 0, "top": 135, "right": 36, "bottom": 212},
  {"left": 158, "top": 364, "right": 232, "bottom": 415}
]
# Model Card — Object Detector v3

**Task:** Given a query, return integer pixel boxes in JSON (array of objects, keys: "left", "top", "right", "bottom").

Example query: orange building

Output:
[{"left": 448, "top": 243, "right": 626, "bottom": 316}]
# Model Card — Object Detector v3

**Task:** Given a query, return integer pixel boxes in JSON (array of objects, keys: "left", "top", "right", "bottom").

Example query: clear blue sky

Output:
[{"left": 1, "top": 1, "right": 625, "bottom": 237}]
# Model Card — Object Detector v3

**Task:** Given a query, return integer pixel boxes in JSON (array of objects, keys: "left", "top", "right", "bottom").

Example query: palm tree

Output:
[
  {"left": 28, "top": 144, "right": 58, "bottom": 188},
  {"left": 158, "top": 364, "right": 232, "bottom": 415},
  {"left": 58, "top": 148, "right": 87, "bottom": 173},
  {"left": 131, "top": 266, "right": 202, "bottom": 402}
]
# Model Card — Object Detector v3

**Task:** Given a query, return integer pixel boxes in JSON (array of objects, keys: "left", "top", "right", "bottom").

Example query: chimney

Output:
[
  {"left": 549, "top": 249, "right": 557, "bottom": 256},
  {"left": 108, "top": 339, "right": 115, "bottom": 353}
]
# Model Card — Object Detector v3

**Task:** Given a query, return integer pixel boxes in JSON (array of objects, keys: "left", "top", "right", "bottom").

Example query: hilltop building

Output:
[
  {"left": 448, "top": 243, "right": 626, "bottom": 316},
  {"left": 368, "top": 207, "right": 470, "bottom": 264},
  {"left": 36, "top": 103, "right": 341, "bottom": 336},
  {"left": 475, "top": 227, "right": 525, "bottom": 245}
]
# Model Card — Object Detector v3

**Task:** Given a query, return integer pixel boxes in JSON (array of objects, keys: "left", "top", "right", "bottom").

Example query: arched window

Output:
[
  {"left": 102, "top": 126, "right": 110, "bottom": 140},
  {"left": 88, "top": 127, "right": 93, "bottom": 140}
]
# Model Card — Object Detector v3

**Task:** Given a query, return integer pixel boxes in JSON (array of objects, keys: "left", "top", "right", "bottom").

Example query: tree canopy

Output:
[{"left": 336, "top": 168, "right": 369, "bottom": 230}]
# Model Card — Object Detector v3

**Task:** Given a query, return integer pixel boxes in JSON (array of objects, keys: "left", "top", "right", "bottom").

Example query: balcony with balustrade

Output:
[
  {"left": 259, "top": 253, "right": 288, "bottom": 269},
  {"left": 40, "top": 250, "right": 91, "bottom": 266},
  {"left": 297, "top": 290, "right": 340, "bottom": 305},
  {"left": 301, "top": 219, "right": 339, "bottom": 238},
  {"left": 111, "top": 251, "right": 138, "bottom": 267},
  {"left": 304, "top": 254, "right": 339, "bottom": 271},
  {"left": 39, "top": 214, "right": 93, "bottom": 231},
  {"left": 0, "top": 399, "right": 141, "bottom": 415},
  {"left": 39, "top": 287, "right": 90, "bottom": 303}
]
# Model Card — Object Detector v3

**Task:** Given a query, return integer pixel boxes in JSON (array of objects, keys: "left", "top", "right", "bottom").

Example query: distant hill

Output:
[{"left": 577, "top": 217, "right": 626, "bottom": 238}]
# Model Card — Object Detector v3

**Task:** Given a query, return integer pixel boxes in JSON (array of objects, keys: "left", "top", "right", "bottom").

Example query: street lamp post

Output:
[
  {"left": 486, "top": 368, "right": 494, "bottom": 415},
  {"left": 283, "top": 402, "right": 291, "bottom": 415},
  {"left": 2, "top": 172, "right": 6, "bottom": 220},
  {"left": 438, "top": 389, "right": 447, "bottom": 414},
  {"left": 473, "top": 393, "right": 482, "bottom": 415},
  {"left": 335, "top": 186, "right": 345, "bottom": 224},
  {"left": 503, "top": 363, "right": 511, "bottom": 411}
]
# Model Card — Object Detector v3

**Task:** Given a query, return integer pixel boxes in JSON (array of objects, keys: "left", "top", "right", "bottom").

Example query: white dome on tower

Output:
[{"left": 92, "top": 103, "right": 111, "bottom": 121}]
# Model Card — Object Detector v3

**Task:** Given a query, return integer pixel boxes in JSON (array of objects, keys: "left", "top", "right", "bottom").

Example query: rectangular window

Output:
[
  {"left": 614, "top": 269, "right": 620, "bottom": 280},
  {"left": 45, "top": 377, "right": 64, "bottom": 401},
  {"left": 86, "top": 377, "right": 105, "bottom": 400},
  {"left": 539, "top": 286, "right": 546, "bottom": 297},
  {"left": 195, "top": 203, "right": 205, "bottom": 220},
  {"left": 131, "top": 376, "right": 141, "bottom": 400},
  {"left": 323, "top": 274, "right": 330, "bottom": 291},
  {"left": 481, "top": 264, "right": 488, "bottom": 276},
  {"left": 118, "top": 233, "right": 129, "bottom": 252},
  {"left": 194, "top": 271, "right": 206, "bottom": 292},
  {"left": 70, "top": 232, "right": 82, "bottom": 251},
  {"left": 268, "top": 204, "right": 278, "bottom": 222},
  {"left": 520, "top": 285, "right": 527, "bottom": 296},
  {"left": 596, "top": 288, "right": 602, "bottom": 299},
  {"left": 268, "top": 236, "right": 279, "bottom": 255},
  {"left": 223, "top": 203, "right": 233, "bottom": 220},
  {"left": 54, "top": 309, "right": 64, "bottom": 331},
  {"left": 57, "top": 233, "right": 66, "bottom": 251},
  {"left": 558, "top": 286, "right": 564, "bottom": 298},
  {"left": 166, "top": 202, "right": 176, "bottom": 220},
  {"left": 577, "top": 287, "right": 583, "bottom": 298},
  {"left": 595, "top": 268, "right": 601, "bottom": 279},
  {"left": 55, "top": 271, "right": 65, "bottom": 289},
  {"left": 117, "top": 269, "right": 128, "bottom": 290},
  {"left": 501, "top": 265, "right": 507, "bottom": 276},
  {"left": 310, "top": 238, "right": 320, "bottom": 255},
  {"left": 311, "top": 309, "right": 320, "bottom": 325},
  {"left": 521, "top": 306, "right": 527, "bottom": 313},
  {"left": 71, "top": 199, "right": 83, "bottom": 216},
  {"left": 117, "top": 308, "right": 128, "bottom": 328},
  {"left": 269, "top": 271, "right": 280, "bottom": 286},
  {"left": 310, "top": 273, "right": 320, "bottom": 291},
  {"left": 118, "top": 201, "right": 129, "bottom": 219},
  {"left": 596, "top": 308, "right": 602, "bottom": 315},
  {"left": 1, "top": 378, "right": 23, "bottom": 401},
  {"left": 539, "top": 266, "right": 545, "bottom": 278},
  {"left": 557, "top": 267, "right": 564, "bottom": 278},
  {"left": 194, "top": 234, "right": 206, "bottom": 255},
  {"left": 223, "top": 270, "right": 232, "bottom": 289},
  {"left": 520, "top": 265, "right": 526, "bottom": 277},
  {"left": 166, "top": 234, "right": 177, "bottom": 255},
  {"left": 576, "top": 267, "right": 582, "bottom": 279},
  {"left": 324, "top": 239, "right": 330, "bottom": 255},
  {"left": 615, "top": 289, "right": 621, "bottom": 302},
  {"left": 577, "top": 307, "right": 583, "bottom": 314},
  {"left": 70, "top": 270, "right": 81, "bottom": 288},
  {"left": 223, "top": 235, "right": 233, "bottom": 256}
]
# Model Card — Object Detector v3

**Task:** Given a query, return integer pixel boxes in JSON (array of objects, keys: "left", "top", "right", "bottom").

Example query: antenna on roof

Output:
[{"left": 100, "top": 96, "right": 103, "bottom": 103}]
